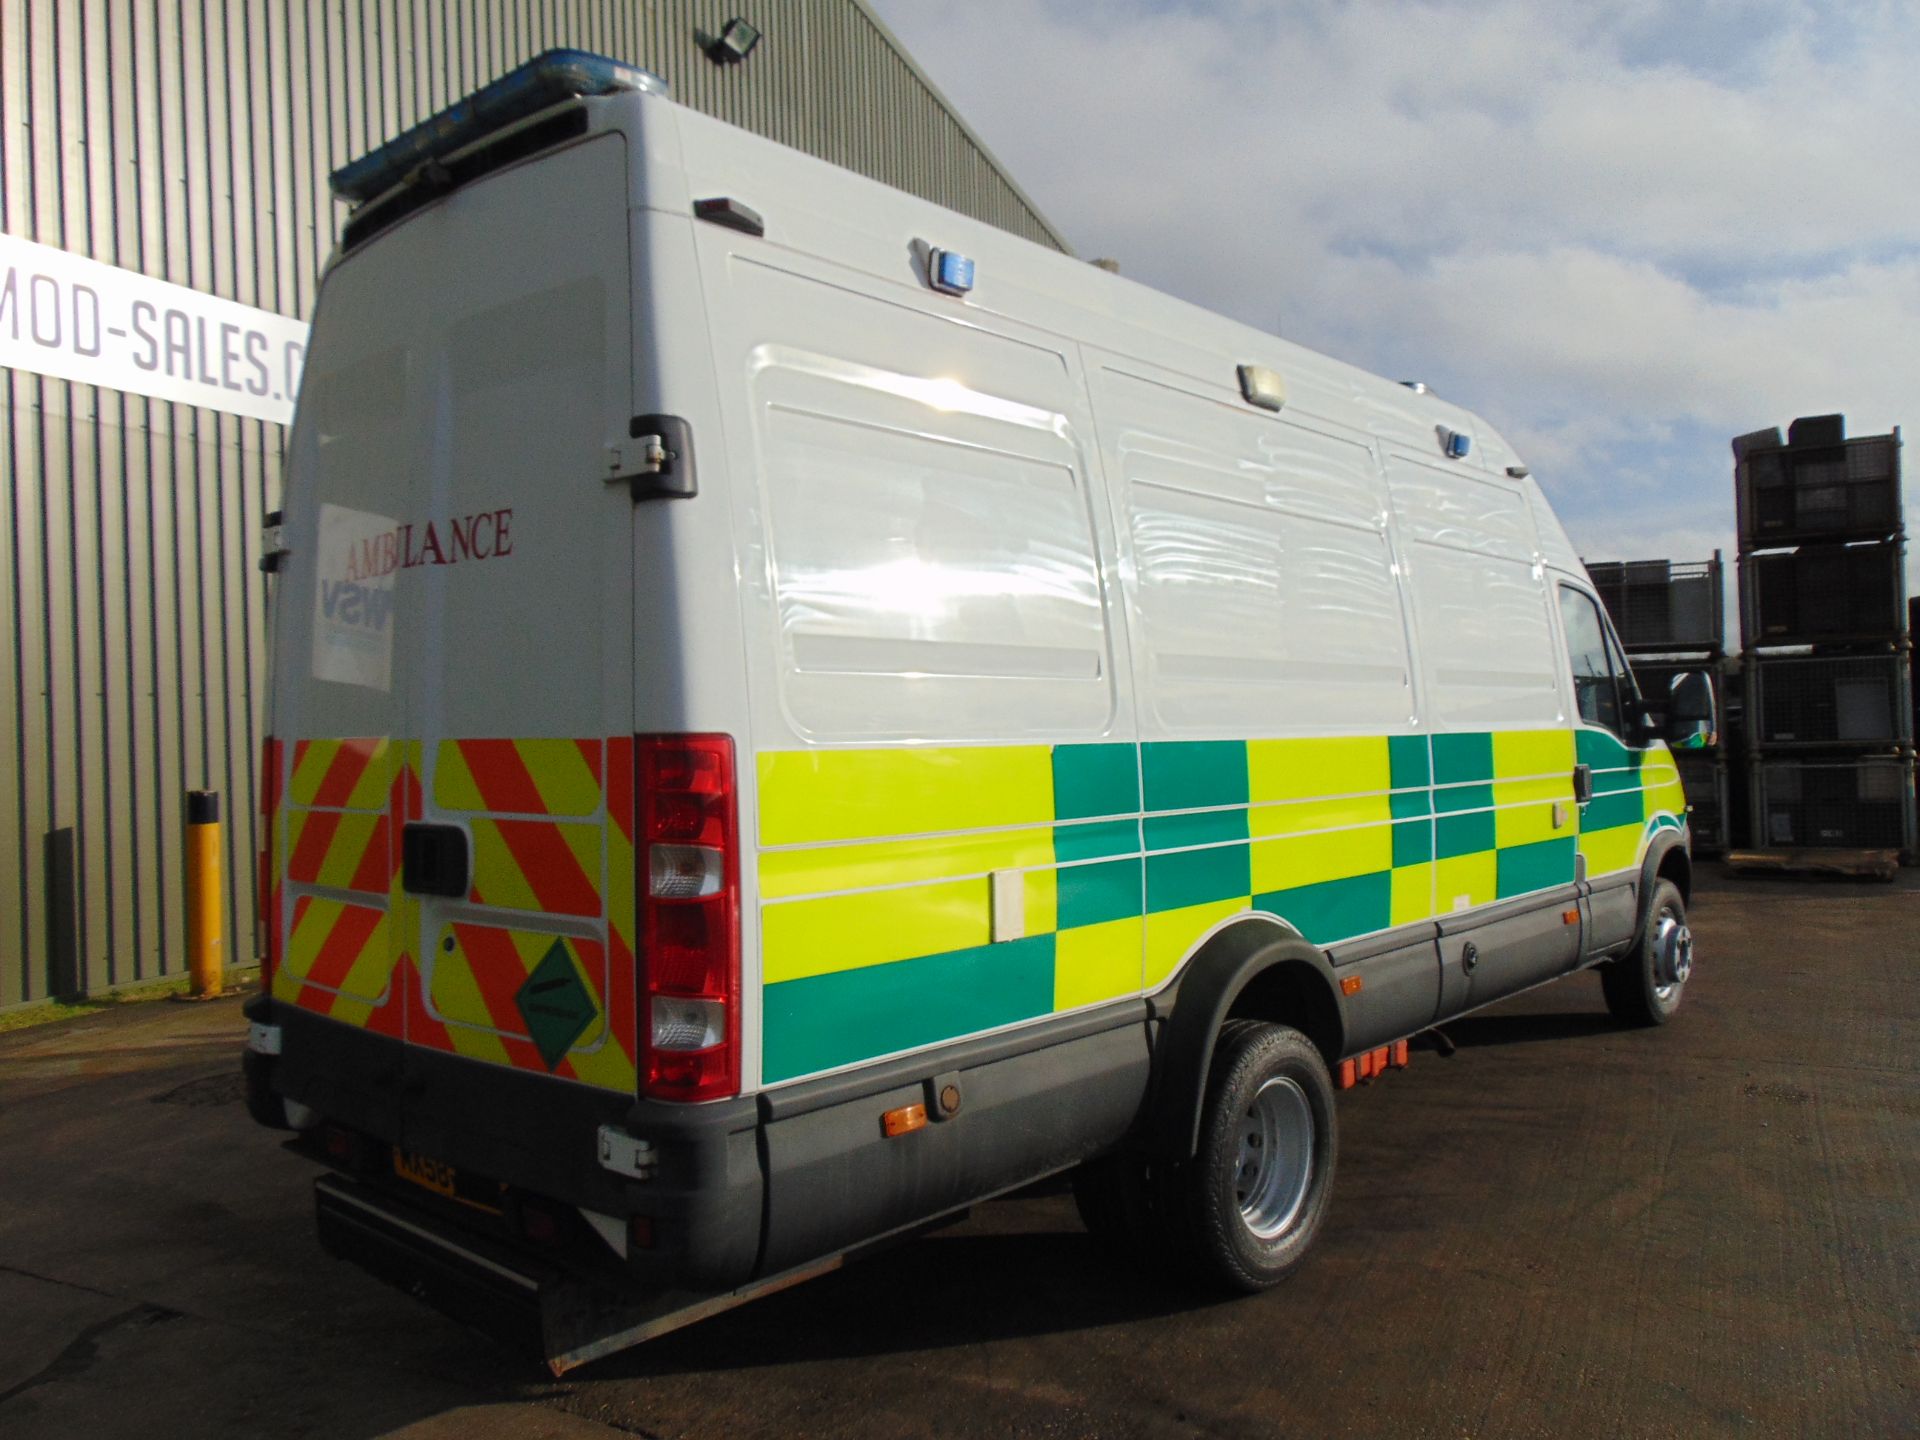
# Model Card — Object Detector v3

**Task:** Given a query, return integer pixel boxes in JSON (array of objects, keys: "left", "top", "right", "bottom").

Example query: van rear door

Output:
[{"left": 272, "top": 131, "right": 638, "bottom": 1164}]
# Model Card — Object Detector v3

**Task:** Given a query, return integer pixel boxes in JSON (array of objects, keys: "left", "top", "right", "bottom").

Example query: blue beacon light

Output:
[{"left": 929, "top": 249, "right": 976, "bottom": 297}]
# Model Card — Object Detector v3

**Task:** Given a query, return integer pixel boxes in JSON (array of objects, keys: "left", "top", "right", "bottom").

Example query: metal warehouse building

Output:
[{"left": 0, "top": 2, "right": 1067, "bottom": 1009}]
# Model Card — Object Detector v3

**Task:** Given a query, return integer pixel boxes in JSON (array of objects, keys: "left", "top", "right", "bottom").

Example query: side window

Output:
[{"left": 1558, "top": 586, "right": 1623, "bottom": 734}]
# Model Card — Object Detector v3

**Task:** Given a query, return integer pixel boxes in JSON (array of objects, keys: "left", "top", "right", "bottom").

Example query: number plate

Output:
[{"left": 390, "top": 1148, "right": 502, "bottom": 1214}]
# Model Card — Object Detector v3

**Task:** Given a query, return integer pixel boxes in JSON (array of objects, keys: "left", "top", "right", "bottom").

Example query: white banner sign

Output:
[{"left": 0, "top": 232, "right": 309, "bottom": 425}]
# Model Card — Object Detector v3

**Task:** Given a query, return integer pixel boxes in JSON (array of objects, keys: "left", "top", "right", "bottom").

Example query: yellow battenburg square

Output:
[
  {"left": 758, "top": 745, "right": 1056, "bottom": 846},
  {"left": 1390, "top": 862, "right": 1434, "bottom": 926},
  {"left": 1054, "top": 916, "right": 1143, "bottom": 1010},
  {"left": 758, "top": 825, "right": 1054, "bottom": 900},
  {"left": 1145, "top": 897, "right": 1247, "bottom": 989},
  {"left": 1580, "top": 825, "right": 1641, "bottom": 876},
  {"left": 1493, "top": 775, "right": 1570, "bottom": 848},
  {"left": 1435, "top": 852, "right": 1497, "bottom": 912},
  {"left": 1492, "top": 728, "right": 1574, "bottom": 779},
  {"left": 1248, "top": 736, "right": 1390, "bottom": 803},
  {"left": 762, "top": 877, "right": 992, "bottom": 984},
  {"left": 1250, "top": 823, "right": 1393, "bottom": 894}
]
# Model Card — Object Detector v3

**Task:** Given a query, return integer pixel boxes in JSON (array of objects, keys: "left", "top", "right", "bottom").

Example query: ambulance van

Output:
[{"left": 243, "top": 52, "right": 1714, "bottom": 1369}]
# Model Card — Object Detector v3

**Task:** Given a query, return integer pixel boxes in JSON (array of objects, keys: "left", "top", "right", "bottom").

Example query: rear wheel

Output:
[
  {"left": 1602, "top": 877, "right": 1692, "bottom": 1026},
  {"left": 1175, "top": 1020, "right": 1337, "bottom": 1292}
]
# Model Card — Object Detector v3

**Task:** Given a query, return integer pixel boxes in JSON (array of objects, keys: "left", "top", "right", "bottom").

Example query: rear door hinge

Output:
[{"left": 606, "top": 414, "right": 696, "bottom": 500}]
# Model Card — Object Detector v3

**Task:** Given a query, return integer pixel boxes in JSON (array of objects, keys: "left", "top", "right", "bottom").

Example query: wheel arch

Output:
[
  {"left": 1142, "top": 915, "right": 1346, "bottom": 1164},
  {"left": 1638, "top": 826, "right": 1692, "bottom": 917}
]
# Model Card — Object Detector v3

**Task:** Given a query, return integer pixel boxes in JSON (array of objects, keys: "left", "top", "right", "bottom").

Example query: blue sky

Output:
[{"left": 871, "top": 0, "right": 1920, "bottom": 593}]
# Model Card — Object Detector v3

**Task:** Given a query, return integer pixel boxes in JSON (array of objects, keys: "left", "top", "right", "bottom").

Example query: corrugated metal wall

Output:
[{"left": 0, "top": 0, "right": 1067, "bottom": 1009}]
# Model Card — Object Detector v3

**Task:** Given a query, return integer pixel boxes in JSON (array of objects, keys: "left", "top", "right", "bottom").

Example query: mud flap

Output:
[{"left": 313, "top": 1175, "right": 847, "bottom": 1373}]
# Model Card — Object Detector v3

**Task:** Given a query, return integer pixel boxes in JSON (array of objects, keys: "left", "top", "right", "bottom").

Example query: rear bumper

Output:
[{"left": 246, "top": 995, "right": 763, "bottom": 1290}]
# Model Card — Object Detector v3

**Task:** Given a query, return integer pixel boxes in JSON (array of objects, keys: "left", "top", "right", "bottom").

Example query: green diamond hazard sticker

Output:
[{"left": 515, "top": 940, "right": 597, "bottom": 1070}]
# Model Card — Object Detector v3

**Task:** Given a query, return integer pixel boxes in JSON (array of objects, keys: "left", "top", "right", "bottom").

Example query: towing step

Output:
[{"left": 313, "top": 1174, "right": 843, "bottom": 1374}]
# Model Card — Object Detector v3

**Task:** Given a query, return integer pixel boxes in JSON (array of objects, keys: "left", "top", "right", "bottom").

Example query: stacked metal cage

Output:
[
  {"left": 1585, "top": 555, "right": 1729, "bottom": 854},
  {"left": 1732, "top": 416, "right": 1913, "bottom": 859}
]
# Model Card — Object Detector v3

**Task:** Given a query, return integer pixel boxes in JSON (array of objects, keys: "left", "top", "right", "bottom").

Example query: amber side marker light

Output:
[
  {"left": 882, "top": 1103, "right": 928, "bottom": 1139},
  {"left": 1340, "top": 975, "right": 1363, "bottom": 996}
]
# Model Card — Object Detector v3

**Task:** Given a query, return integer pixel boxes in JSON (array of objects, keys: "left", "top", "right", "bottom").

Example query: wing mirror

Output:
[{"left": 1648, "top": 670, "right": 1717, "bottom": 749}]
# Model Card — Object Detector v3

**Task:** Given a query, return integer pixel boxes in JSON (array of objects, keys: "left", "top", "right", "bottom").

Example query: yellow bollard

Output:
[{"left": 186, "top": 790, "right": 224, "bottom": 998}]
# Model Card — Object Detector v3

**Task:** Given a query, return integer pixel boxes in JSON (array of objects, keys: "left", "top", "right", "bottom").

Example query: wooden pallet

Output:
[{"left": 1725, "top": 848, "right": 1903, "bottom": 880}]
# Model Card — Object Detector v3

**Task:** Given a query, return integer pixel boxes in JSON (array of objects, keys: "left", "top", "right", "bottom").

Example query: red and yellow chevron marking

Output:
[
  {"left": 289, "top": 737, "right": 392, "bottom": 811},
  {"left": 434, "top": 738, "right": 603, "bottom": 817},
  {"left": 272, "top": 734, "right": 637, "bottom": 1094},
  {"left": 421, "top": 921, "right": 634, "bottom": 1090},
  {"left": 285, "top": 808, "right": 390, "bottom": 893},
  {"left": 260, "top": 738, "right": 285, "bottom": 984},
  {"left": 469, "top": 818, "right": 603, "bottom": 916},
  {"left": 276, "top": 893, "right": 396, "bottom": 1024},
  {"left": 604, "top": 736, "right": 637, "bottom": 1073}
]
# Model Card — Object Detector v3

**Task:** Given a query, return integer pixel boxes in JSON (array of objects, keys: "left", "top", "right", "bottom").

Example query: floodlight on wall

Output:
[{"left": 708, "top": 18, "right": 762, "bottom": 64}]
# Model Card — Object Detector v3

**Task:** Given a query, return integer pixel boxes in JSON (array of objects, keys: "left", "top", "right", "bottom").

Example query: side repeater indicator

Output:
[{"left": 928, "top": 248, "right": 975, "bottom": 296}]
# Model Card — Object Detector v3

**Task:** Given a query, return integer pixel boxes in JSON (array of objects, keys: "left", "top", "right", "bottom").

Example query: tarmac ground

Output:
[{"left": 0, "top": 864, "right": 1914, "bottom": 1438}]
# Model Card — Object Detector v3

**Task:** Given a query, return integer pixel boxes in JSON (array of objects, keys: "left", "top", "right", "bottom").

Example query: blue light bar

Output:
[
  {"left": 329, "top": 49, "right": 666, "bottom": 204},
  {"left": 1444, "top": 430, "right": 1472, "bottom": 459}
]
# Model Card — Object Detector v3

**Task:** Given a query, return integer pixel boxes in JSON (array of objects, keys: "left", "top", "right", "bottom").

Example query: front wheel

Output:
[
  {"left": 1601, "top": 877, "right": 1692, "bottom": 1026},
  {"left": 1176, "top": 1020, "right": 1337, "bottom": 1292}
]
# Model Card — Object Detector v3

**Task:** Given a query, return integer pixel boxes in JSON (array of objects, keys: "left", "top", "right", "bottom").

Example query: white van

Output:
[{"left": 244, "top": 51, "right": 1714, "bottom": 1370}]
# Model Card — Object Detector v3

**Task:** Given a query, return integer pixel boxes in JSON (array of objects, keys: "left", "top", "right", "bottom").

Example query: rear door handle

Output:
[
  {"left": 1572, "top": 764, "right": 1593, "bottom": 804},
  {"left": 401, "top": 823, "right": 469, "bottom": 898}
]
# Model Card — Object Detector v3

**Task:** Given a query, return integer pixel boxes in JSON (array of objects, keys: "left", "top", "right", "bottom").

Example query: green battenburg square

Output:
[
  {"left": 515, "top": 940, "right": 597, "bottom": 1070},
  {"left": 1433, "top": 782, "right": 1494, "bottom": 814},
  {"left": 1575, "top": 728, "right": 1629, "bottom": 769},
  {"left": 1389, "top": 786, "right": 1432, "bottom": 819},
  {"left": 1054, "top": 817, "right": 1139, "bottom": 862},
  {"left": 1052, "top": 744, "right": 1139, "bottom": 820},
  {"left": 1434, "top": 809, "right": 1496, "bottom": 860},
  {"left": 1388, "top": 734, "right": 1431, "bottom": 788},
  {"left": 1057, "top": 857, "right": 1143, "bottom": 929},
  {"left": 1432, "top": 732, "right": 1494, "bottom": 784},
  {"left": 1497, "top": 837, "right": 1577, "bottom": 898},
  {"left": 761, "top": 935, "right": 1054, "bottom": 1083},
  {"left": 1147, "top": 842, "right": 1250, "bottom": 912},
  {"left": 1143, "top": 807, "right": 1248, "bottom": 850},
  {"left": 1582, "top": 791, "right": 1643, "bottom": 832},
  {"left": 1392, "top": 818, "right": 1433, "bottom": 866},
  {"left": 1142, "top": 741, "right": 1248, "bottom": 812},
  {"left": 1254, "top": 871, "right": 1391, "bottom": 946}
]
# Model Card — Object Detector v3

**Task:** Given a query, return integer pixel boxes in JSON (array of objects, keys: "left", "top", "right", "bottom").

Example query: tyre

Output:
[
  {"left": 1601, "top": 877, "right": 1692, "bottom": 1027},
  {"left": 1172, "top": 1020, "right": 1337, "bottom": 1293}
]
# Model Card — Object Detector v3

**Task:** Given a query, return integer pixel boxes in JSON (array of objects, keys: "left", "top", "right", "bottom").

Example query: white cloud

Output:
[{"left": 874, "top": 0, "right": 1920, "bottom": 595}]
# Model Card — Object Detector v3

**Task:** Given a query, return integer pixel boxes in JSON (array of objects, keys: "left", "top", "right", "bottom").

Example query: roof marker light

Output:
[
  {"left": 329, "top": 49, "right": 666, "bottom": 203},
  {"left": 929, "top": 249, "right": 975, "bottom": 296},
  {"left": 1506, "top": 464, "right": 1531, "bottom": 479},
  {"left": 1238, "top": 364, "right": 1287, "bottom": 412},
  {"left": 1442, "top": 428, "right": 1471, "bottom": 459},
  {"left": 693, "top": 197, "right": 766, "bottom": 237}
]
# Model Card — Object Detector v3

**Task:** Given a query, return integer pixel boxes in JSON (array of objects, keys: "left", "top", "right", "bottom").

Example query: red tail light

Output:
[{"left": 636, "top": 734, "right": 740, "bottom": 1101}]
